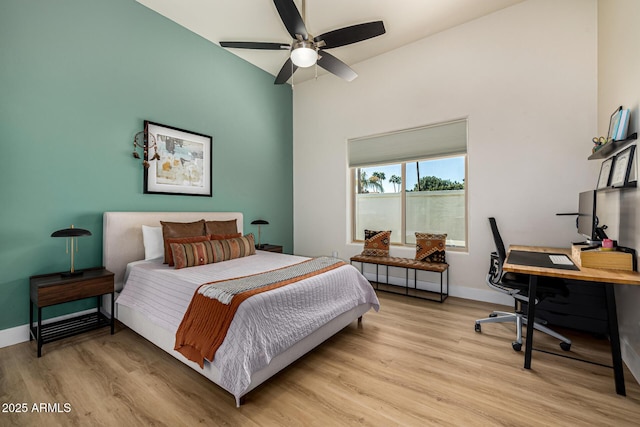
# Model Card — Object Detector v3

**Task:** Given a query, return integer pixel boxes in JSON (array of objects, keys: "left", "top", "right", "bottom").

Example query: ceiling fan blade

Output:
[
  {"left": 220, "top": 41, "right": 289, "bottom": 50},
  {"left": 317, "top": 51, "right": 357, "bottom": 82},
  {"left": 273, "top": 0, "right": 308, "bottom": 40},
  {"left": 315, "top": 21, "right": 385, "bottom": 49},
  {"left": 274, "top": 57, "right": 298, "bottom": 84}
]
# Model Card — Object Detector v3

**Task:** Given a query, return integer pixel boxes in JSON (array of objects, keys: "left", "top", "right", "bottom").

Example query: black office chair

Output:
[{"left": 475, "top": 217, "right": 572, "bottom": 352}]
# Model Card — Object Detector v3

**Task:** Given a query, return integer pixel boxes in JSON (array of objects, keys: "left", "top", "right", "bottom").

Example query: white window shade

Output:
[{"left": 348, "top": 119, "right": 467, "bottom": 167}]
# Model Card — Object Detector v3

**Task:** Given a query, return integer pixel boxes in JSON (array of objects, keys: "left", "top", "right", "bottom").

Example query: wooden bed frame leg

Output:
[{"left": 357, "top": 316, "right": 363, "bottom": 327}]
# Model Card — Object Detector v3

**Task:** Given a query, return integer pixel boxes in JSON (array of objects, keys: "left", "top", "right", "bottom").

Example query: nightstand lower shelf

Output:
[{"left": 30, "top": 311, "right": 112, "bottom": 345}]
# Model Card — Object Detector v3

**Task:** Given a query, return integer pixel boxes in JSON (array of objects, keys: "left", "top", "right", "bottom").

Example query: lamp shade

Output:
[
  {"left": 51, "top": 227, "right": 92, "bottom": 238},
  {"left": 251, "top": 219, "right": 269, "bottom": 225}
]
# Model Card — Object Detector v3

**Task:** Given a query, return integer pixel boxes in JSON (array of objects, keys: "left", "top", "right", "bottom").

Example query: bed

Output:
[{"left": 102, "top": 211, "right": 379, "bottom": 406}]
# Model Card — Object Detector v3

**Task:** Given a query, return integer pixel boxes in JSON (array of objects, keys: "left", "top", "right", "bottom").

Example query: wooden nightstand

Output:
[
  {"left": 29, "top": 267, "right": 115, "bottom": 357},
  {"left": 257, "top": 244, "right": 283, "bottom": 253}
]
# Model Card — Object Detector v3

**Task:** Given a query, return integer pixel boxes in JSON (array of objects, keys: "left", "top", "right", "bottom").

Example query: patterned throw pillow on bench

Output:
[
  {"left": 415, "top": 232, "right": 447, "bottom": 264},
  {"left": 361, "top": 230, "right": 391, "bottom": 257}
]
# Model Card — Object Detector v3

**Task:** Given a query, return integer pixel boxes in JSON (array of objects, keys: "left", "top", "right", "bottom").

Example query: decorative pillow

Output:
[
  {"left": 415, "top": 232, "right": 447, "bottom": 263},
  {"left": 166, "top": 235, "right": 211, "bottom": 266},
  {"left": 171, "top": 240, "right": 217, "bottom": 269},
  {"left": 204, "top": 219, "right": 238, "bottom": 236},
  {"left": 211, "top": 234, "right": 256, "bottom": 262},
  {"left": 171, "top": 234, "right": 256, "bottom": 269},
  {"left": 361, "top": 230, "right": 391, "bottom": 257},
  {"left": 142, "top": 225, "right": 164, "bottom": 260},
  {"left": 210, "top": 232, "right": 242, "bottom": 240},
  {"left": 160, "top": 219, "right": 206, "bottom": 264}
]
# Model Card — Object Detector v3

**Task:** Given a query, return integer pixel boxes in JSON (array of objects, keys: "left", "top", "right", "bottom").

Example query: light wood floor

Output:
[{"left": 1, "top": 292, "right": 640, "bottom": 426}]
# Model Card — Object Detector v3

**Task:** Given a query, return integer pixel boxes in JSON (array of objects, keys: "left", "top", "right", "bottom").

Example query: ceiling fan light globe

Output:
[{"left": 291, "top": 46, "right": 317, "bottom": 68}]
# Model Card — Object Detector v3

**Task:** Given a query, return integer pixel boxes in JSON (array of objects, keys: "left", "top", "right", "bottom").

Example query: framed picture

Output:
[
  {"left": 607, "top": 106, "right": 622, "bottom": 142},
  {"left": 596, "top": 157, "right": 614, "bottom": 189},
  {"left": 610, "top": 145, "right": 635, "bottom": 187},
  {"left": 144, "top": 121, "right": 213, "bottom": 196}
]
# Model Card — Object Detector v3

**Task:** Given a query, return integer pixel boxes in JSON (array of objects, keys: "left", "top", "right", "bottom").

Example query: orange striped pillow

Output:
[
  {"left": 171, "top": 234, "right": 256, "bottom": 269},
  {"left": 165, "top": 235, "right": 210, "bottom": 267},
  {"left": 211, "top": 234, "right": 256, "bottom": 261}
]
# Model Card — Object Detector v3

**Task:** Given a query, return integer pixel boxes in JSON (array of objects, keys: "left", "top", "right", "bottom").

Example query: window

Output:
[{"left": 349, "top": 119, "right": 467, "bottom": 248}]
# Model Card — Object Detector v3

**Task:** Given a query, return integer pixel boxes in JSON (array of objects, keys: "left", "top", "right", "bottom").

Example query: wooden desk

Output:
[{"left": 503, "top": 245, "right": 640, "bottom": 396}]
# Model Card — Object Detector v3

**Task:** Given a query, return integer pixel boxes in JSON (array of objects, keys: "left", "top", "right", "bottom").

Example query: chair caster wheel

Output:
[
  {"left": 512, "top": 342, "right": 522, "bottom": 352},
  {"left": 489, "top": 313, "right": 498, "bottom": 318},
  {"left": 560, "top": 342, "right": 571, "bottom": 351},
  {"left": 475, "top": 323, "right": 481, "bottom": 332}
]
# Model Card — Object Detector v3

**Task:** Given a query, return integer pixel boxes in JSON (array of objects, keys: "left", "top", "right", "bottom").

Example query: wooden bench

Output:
[{"left": 350, "top": 255, "right": 449, "bottom": 303}]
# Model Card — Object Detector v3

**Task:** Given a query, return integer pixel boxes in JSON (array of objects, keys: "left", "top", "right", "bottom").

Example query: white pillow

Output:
[{"left": 142, "top": 225, "right": 164, "bottom": 260}]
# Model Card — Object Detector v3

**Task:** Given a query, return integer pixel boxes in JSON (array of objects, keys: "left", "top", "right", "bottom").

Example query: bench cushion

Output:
[{"left": 350, "top": 255, "right": 448, "bottom": 273}]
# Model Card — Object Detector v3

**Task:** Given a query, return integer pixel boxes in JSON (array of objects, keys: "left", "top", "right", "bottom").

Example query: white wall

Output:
[
  {"left": 598, "top": 0, "right": 640, "bottom": 384},
  {"left": 293, "top": 0, "right": 598, "bottom": 304}
]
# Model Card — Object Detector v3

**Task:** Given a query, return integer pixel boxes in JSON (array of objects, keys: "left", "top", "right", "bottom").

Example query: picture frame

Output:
[
  {"left": 144, "top": 121, "right": 213, "bottom": 197},
  {"left": 607, "top": 106, "right": 622, "bottom": 142},
  {"left": 610, "top": 145, "right": 635, "bottom": 187},
  {"left": 596, "top": 157, "right": 614, "bottom": 189}
]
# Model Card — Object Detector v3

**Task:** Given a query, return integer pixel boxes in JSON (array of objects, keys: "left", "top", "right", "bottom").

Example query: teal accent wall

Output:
[{"left": 0, "top": 0, "right": 293, "bottom": 330}]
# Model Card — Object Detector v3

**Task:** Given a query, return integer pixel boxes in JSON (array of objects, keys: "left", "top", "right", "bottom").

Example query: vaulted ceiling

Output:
[{"left": 137, "top": 0, "right": 524, "bottom": 83}]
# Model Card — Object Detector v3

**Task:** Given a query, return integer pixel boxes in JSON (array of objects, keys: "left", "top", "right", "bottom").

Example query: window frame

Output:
[{"left": 349, "top": 120, "right": 468, "bottom": 251}]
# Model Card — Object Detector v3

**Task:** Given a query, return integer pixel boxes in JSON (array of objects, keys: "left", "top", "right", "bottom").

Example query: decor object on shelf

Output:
[
  {"left": 596, "top": 157, "right": 614, "bottom": 189},
  {"left": 592, "top": 136, "right": 611, "bottom": 154},
  {"left": 132, "top": 121, "right": 161, "bottom": 168},
  {"left": 610, "top": 145, "right": 635, "bottom": 187},
  {"left": 51, "top": 225, "right": 92, "bottom": 277},
  {"left": 613, "top": 109, "right": 630, "bottom": 141},
  {"left": 251, "top": 219, "right": 269, "bottom": 249},
  {"left": 143, "top": 121, "right": 213, "bottom": 197},
  {"left": 607, "top": 106, "right": 622, "bottom": 141},
  {"left": 219, "top": 0, "right": 385, "bottom": 84}
]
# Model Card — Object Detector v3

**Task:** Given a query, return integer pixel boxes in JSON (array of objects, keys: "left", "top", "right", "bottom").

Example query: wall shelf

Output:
[
  {"left": 588, "top": 133, "right": 637, "bottom": 160},
  {"left": 597, "top": 182, "right": 637, "bottom": 192}
]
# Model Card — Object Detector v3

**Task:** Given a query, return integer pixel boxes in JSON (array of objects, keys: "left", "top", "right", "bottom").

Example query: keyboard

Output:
[{"left": 549, "top": 254, "right": 574, "bottom": 266}]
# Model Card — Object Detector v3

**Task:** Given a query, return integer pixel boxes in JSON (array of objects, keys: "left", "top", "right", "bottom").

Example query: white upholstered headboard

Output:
[{"left": 103, "top": 212, "right": 243, "bottom": 290}]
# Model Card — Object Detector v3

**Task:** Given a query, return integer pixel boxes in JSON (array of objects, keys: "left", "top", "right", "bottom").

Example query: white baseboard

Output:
[{"left": 0, "top": 308, "right": 99, "bottom": 349}]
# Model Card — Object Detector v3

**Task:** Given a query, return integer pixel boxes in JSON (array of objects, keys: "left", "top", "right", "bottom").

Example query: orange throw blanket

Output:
[{"left": 175, "top": 258, "right": 346, "bottom": 368}]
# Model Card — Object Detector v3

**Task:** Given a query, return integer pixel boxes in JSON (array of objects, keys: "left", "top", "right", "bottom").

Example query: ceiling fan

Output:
[{"left": 219, "top": 0, "right": 386, "bottom": 84}]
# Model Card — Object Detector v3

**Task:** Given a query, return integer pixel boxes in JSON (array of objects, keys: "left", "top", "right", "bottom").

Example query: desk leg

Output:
[
  {"left": 524, "top": 275, "right": 538, "bottom": 369},
  {"left": 604, "top": 283, "right": 625, "bottom": 396}
]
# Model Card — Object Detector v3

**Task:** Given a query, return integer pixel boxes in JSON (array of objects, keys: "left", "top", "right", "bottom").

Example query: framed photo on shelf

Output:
[
  {"left": 596, "top": 157, "right": 614, "bottom": 189},
  {"left": 610, "top": 145, "right": 635, "bottom": 187},
  {"left": 607, "top": 106, "right": 622, "bottom": 142},
  {"left": 143, "top": 121, "right": 213, "bottom": 197}
]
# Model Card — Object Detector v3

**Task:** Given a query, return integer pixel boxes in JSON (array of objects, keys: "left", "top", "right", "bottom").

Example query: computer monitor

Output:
[{"left": 577, "top": 190, "right": 607, "bottom": 244}]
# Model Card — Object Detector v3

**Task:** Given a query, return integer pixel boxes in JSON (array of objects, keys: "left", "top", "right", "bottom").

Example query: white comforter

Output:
[{"left": 116, "top": 251, "right": 379, "bottom": 399}]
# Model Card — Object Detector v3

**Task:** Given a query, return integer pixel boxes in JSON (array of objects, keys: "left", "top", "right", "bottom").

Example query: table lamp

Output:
[
  {"left": 51, "top": 225, "right": 92, "bottom": 277},
  {"left": 251, "top": 219, "right": 269, "bottom": 249}
]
